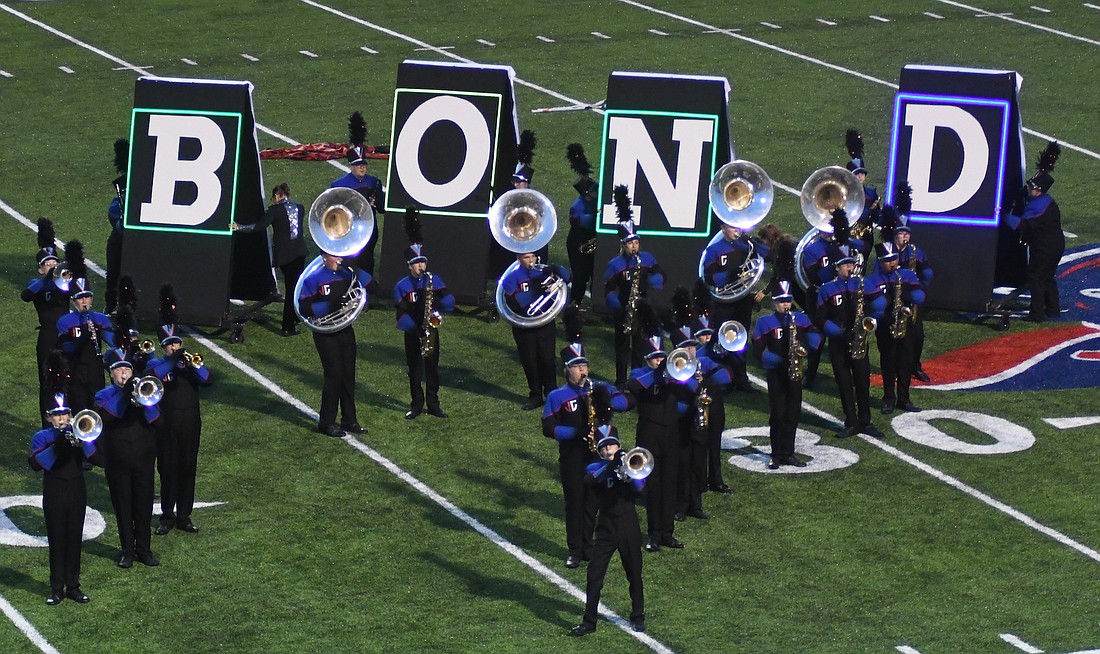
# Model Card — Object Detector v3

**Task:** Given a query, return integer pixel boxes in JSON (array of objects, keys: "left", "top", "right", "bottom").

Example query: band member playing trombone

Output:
[
  {"left": 394, "top": 212, "right": 454, "bottom": 420},
  {"left": 297, "top": 250, "right": 374, "bottom": 438},
  {"left": 542, "top": 312, "right": 628, "bottom": 568},
  {"left": 569, "top": 426, "right": 647, "bottom": 636},
  {"left": 752, "top": 282, "right": 821, "bottom": 469},
  {"left": 96, "top": 347, "right": 161, "bottom": 568},
  {"left": 56, "top": 246, "right": 116, "bottom": 413},
  {"left": 817, "top": 245, "right": 883, "bottom": 439},
  {"left": 29, "top": 391, "right": 101, "bottom": 605},
  {"left": 146, "top": 287, "right": 212, "bottom": 536},
  {"left": 867, "top": 239, "right": 925, "bottom": 415}
]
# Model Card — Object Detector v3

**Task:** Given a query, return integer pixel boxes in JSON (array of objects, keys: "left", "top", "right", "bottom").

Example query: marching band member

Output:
[
  {"left": 487, "top": 130, "right": 541, "bottom": 321},
  {"left": 97, "top": 347, "right": 160, "bottom": 568},
  {"left": 692, "top": 283, "right": 737, "bottom": 494},
  {"left": 105, "top": 139, "right": 128, "bottom": 314},
  {"left": 330, "top": 112, "right": 385, "bottom": 279},
  {"left": 394, "top": 209, "right": 454, "bottom": 420},
  {"left": 701, "top": 222, "right": 766, "bottom": 392},
  {"left": 752, "top": 281, "right": 822, "bottom": 469},
  {"left": 846, "top": 128, "right": 881, "bottom": 236},
  {"left": 565, "top": 143, "right": 599, "bottom": 308},
  {"left": 569, "top": 426, "right": 647, "bottom": 636},
  {"left": 816, "top": 241, "right": 883, "bottom": 439},
  {"left": 604, "top": 186, "right": 664, "bottom": 388},
  {"left": 886, "top": 184, "right": 934, "bottom": 382},
  {"left": 867, "top": 237, "right": 925, "bottom": 415},
  {"left": 56, "top": 243, "right": 116, "bottom": 412},
  {"left": 28, "top": 391, "right": 100, "bottom": 605},
  {"left": 146, "top": 286, "right": 212, "bottom": 536},
  {"left": 500, "top": 250, "right": 571, "bottom": 411},
  {"left": 22, "top": 218, "right": 69, "bottom": 424},
  {"left": 297, "top": 250, "right": 375, "bottom": 438},
  {"left": 1006, "top": 142, "right": 1064, "bottom": 323},
  {"left": 625, "top": 305, "right": 689, "bottom": 552},
  {"left": 233, "top": 182, "right": 308, "bottom": 336},
  {"left": 542, "top": 309, "right": 628, "bottom": 568}
]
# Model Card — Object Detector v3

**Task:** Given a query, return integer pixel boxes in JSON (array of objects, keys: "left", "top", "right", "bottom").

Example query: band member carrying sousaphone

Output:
[
  {"left": 294, "top": 187, "right": 377, "bottom": 438},
  {"left": 492, "top": 187, "right": 572, "bottom": 411},
  {"left": 394, "top": 207, "right": 454, "bottom": 420}
]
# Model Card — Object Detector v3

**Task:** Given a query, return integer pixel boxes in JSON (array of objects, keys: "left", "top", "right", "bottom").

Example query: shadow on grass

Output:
[{"left": 0, "top": 565, "right": 50, "bottom": 596}]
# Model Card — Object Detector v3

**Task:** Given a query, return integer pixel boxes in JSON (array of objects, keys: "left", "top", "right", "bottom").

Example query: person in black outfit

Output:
[
  {"left": 146, "top": 301, "right": 212, "bottom": 536},
  {"left": 569, "top": 426, "right": 647, "bottom": 636},
  {"left": 330, "top": 112, "right": 385, "bottom": 279},
  {"left": 56, "top": 253, "right": 116, "bottom": 413},
  {"left": 104, "top": 139, "right": 128, "bottom": 314},
  {"left": 22, "top": 218, "right": 69, "bottom": 425},
  {"left": 96, "top": 347, "right": 161, "bottom": 568},
  {"left": 233, "top": 182, "right": 308, "bottom": 336},
  {"left": 297, "top": 252, "right": 374, "bottom": 438},
  {"left": 29, "top": 393, "right": 100, "bottom": 605},
  {"left": 565, "top": 143, "right": 598, "bottom": 307},
  {"left": 1006, "top": 147, "right": 1064, "bottom": 322}
]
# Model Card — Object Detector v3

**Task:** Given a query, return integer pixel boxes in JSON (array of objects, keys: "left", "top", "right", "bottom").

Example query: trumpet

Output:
[
  {"left": 138, "top": 339, "right": 156, "bottom": 355},
  {"left": 665, "top": 347, "right": 698, "bottom": 382},
  {"left": 182, "top": 351, "right": 204, "bottom": 368},
  {"left": 131, "top": 375, "right": 164, "bottom": 407},
  {"left": 617, "top": 447, "right": 654, "bottom": 481},
  {"left": 65, "top": 409, "right": 103, "bottom": 446}
]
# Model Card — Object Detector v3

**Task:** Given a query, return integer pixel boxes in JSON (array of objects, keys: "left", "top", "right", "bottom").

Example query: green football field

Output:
[{"left": 1, "top": 1, "right": 1099, "bottom": 652}]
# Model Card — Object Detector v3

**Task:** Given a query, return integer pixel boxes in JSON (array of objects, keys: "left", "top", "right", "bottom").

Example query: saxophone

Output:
[
  {"left": 787, "top": 313, "right": 808, "bottom": 382},
  {"left": 849, "top": 274, "right": 876, "bottom": 360},
  {"left": 419, "top": 272, "right": 439, "bottom": 358},
  {"left": 906, "top": 243, "right": 919, "bottom": 323},
  {"left": 621, "top": 255, "right": 642, "bottom": 335},
  {"left": 890, "top": 272, "right": 912, "bottom": 340},
  {"left": 583, "top": 379, "right": 598, "bottom": 453},
  {"left": 694, "top": 365, "right": 710, "bottom": 430}
]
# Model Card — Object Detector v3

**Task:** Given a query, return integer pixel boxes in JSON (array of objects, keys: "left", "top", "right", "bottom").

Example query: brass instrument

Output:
[
  {"left": 665, "top": 347, "right": 698, "bottom": 382},
  {"left": 698, "top": 160, "right": 773, "bottom": 303},
  {"left": 849, "top": 275, "right": 875, "bottom": 361},
  {"left": 583, "top": 380, "right": 598, "bottom": 454},
  {"left": 890, "top": 273, "right": 912, "bottom": 340},
  {"left": 579, "top": 238, "right": 597, "bottom": 255},
  {"left": 616, "top": 446, "right": 654, "bottom": 481},
  {"left": 65, "top": 409, "right": 103, "bottom": 446},
  {"left": 489, "top": 189, "right": 569, "bottom": 328},
  {"left": 694, "top": 365, "right": 710, "bottom": 430},
  {"left": 293, "top": 187, "right": 376, "bottom": 334},
  {"left": 716, "top": 320, "right": 748, "bottom": 353},
  {"left": 793, "top": 167, "right": 866, "bottom": 290},
  {"left": 420, "top": 272, "right": 440, "bottom": 358},
  {"left": 138, "top": 339, "right": 155, "bottom": 355},
  {"left": 55, "top": 264, "right": 74, "bottom": 293},
  {"left": 621, "top": 255, "right": 642, "bottom": 335},
  {"left": 787, "top": 313, "right": 808, "bottom": 383},
  {"left": 849, "top": 196, "right": 881, "bottom": 240},
  {"left": 131, "top": 375, "right": 164, "bottom": 407},
  {"left": 182, "top": 350, "right": 204, "bottom": 368}
]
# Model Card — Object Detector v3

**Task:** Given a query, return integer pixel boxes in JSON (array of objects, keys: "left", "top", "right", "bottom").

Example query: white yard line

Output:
[{"left": 934, "top": 0, "right": 1100, "bottom": 46}]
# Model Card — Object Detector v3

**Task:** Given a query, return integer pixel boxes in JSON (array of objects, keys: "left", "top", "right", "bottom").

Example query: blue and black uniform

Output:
[
  {"left": 22, "top": 272, "right": 69, "bottom": 422},
  {"left": 394, "top": 271, "right": 455, "bottom": 415},
  {"left": 866, "top": 268, "right": 925, "bottom": 412},
  {"left": 567, "top": 193, "right": 597, "bottom": 305},
  {"left": 752, "top": 310, "right": 821, "bottom": 464},
  {"left": 688, "top": 346, "right": 735, "bottom": 503},
  {"left": 817, "top": 274, "right": 873, "bottom": 432},
  {"left": 604, "top": 254, "right": 664, "bottom": 386},
  {"left": 236, "top": 197, "right": 308, "bottom": 333},
  {"left": 330, "top": 171, "right": 385, "bottom": 278},
  {"left": 57, "top": 310, "right": 116, "bottom": 412},
  {"left": 1007, "top": 192, "right": 1063, "bottom": 321},
  {"left": 701, "top": 233, "right": 767, "bottom": 387},
  {"left": 502, "top": 262, "right": 571, "bottom": 406}
]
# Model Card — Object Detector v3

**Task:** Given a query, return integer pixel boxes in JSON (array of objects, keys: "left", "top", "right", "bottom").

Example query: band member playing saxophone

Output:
[
  {"left": 394, "top": 209, "right": 454, "bottom": 420},
  {"left": 866, "top": 233, "right": 925, "bottom": 415},
  {"left": 542, "top": 309, "right": 628, "bottom": 568},
  {"left": 816, "top": 245, "right": 883, "bottom": 439},
  {"left": 752, "top": 281, "right": 821, "bottom": 469}
]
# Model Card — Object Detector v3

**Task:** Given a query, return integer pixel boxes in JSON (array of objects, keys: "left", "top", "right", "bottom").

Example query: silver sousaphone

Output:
[
  {"left": 293, "top": 187, "right": 376, "bottom": 333},
  {"left": 793, "top": 166, "right": 866, "bottom": 290},
  {"left": 489, "top": 188, "right": 569, "bottom": 328},
  {"left": 697, "top": 160, "right": 773, "bottom": 303}
]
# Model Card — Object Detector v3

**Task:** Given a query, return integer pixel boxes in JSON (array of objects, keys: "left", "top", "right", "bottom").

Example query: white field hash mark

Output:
[{"left": 1000, "top": 633, "right": 1044, "bottom": 653}]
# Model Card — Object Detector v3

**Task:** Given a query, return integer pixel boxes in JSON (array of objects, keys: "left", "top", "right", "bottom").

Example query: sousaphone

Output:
[
  {"left": 793, "top": 166, "right": 865, "bottom": 290},
  {"left": 293, "top": 187, "right": 376, "bottom": 333},
  {"left": 697, "top": 160, "right": 773, "bottom": 303}
]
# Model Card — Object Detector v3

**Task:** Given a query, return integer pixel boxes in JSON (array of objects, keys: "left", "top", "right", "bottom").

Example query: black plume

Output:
[
  {"left": 895, "top": 181, "right": 913, "bottom": 217},
  {"left": 773, "top": 237, "right": 795, "bottom": 283},
  {"left": 1036, "top": 141, "right": 1061, "bottom": 173},
  {"left": 114, "top": 305, "right": 137, "bottom": 349},
  {"left": 637, "top": 300, "right": 660, "bottom": 338},
  {"left": 830, "top": 208, "right": 850, "bottom": 246},
  {"left": 159, "top": 284, "right": 178, "bottom": 326},
  {"left": 846, "top": 128, "right": 864, "bottom": 160},
  {"left": 879, "top": 206, "right": 899, "bottom": 244},
  {"left": 562, "top": 305, "right": 584, "bottom": 343},
  {"left": 403, "top": 206, "right": 423, "bottom": 244},
  {"left": 118, "top": 275, "right": 139, "bottom": 310},
  {"left": 692, "top": 278, "right": 713, "bottom": 320},
  {"left": 613, "top": 185, "right": 632, "bottom": 222},
  {"left": 670, "top": 286, "right": 692, "bottom": 327},
  {"left": 44, "top": 349, "right": 70, "bottom": 395},
  {"left": 113, "top": 139, "right": 129, "bottom": 174},
  {"left": 348, "top": 111, "right": 367, "bottom": 147},
  {"left": 517, "top": 129, "right": 537, "bottom": 165},
  {"left": 63, "top": 240, "right": 87, "bottom": 280},
  {"left": 37, "top": 217, "right": 56, "bottom": 250},
  {"left": 565, "top": 143, "right": 593, "bottom": 177}
]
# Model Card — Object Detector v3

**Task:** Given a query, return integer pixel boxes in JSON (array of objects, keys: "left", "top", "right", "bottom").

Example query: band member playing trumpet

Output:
[
  {"left": 96, "top": 348, "right": 161, "bottom": 568},
  {"left": 146, "top": 287, "right": 212, "bottom": 536},
  {"left": 752, "top": 282, "right": 821, "bottom": 469},
  {"left": 565, "top": 143, "right": 599, "bottom": 308},
  {"left": 817, "top": 245, "right": 883, "bottom": 439},
  {"left": 394, "top": 211, "right": 454, "bottom": 420},
  {"left": 22, "top": 218, "right": 69, "bottom": 425},
  {"left": 56, "top": 245, "right": 116, "bottom": 413},
  {"left": 542, "top": 310, "right": 628, "bottom": 568},
  {"left": 501, "top": 252, "right": 571, "bottom": 411},
  {"left": 867, "top": 240, "right": 925, "bottom": 415},
  {"left": 604, "top": 187, "right": 664, "bottom": 388},
  {"left": 29, "top": 392, "right": 101, "bottom": 605},
  {"left": 569, "top": 426, "right": 647, "bottom": 637},
  {"left": 297, "top": 251, "right": 375, "bottom": 438}
]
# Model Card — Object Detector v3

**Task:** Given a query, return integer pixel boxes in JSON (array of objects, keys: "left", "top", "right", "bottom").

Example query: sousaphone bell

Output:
[
  {"left": 794, "top": 166, "right": 865, "bottom": 290},
  {"left": 697, "top": 160, "right": 773, "bottom": 302},
  {"left": 293, "top": 187, "right": 376, "bottom": 333},
  {"left": 489, "top": 188, "right": 569, "bottom": 328}
]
